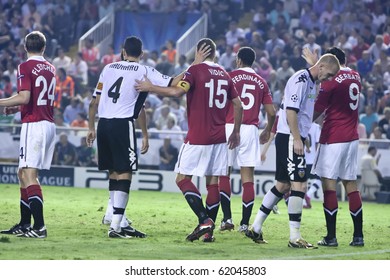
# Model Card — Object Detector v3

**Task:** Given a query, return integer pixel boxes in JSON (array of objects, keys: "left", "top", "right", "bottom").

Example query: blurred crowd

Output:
[{"left": 1, "top": 0, "right": 390, "bottom": 166}]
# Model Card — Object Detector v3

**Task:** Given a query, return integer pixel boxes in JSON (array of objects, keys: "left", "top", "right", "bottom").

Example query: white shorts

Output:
[
  {"left": 19, "top": 121, "right": 56, "bottom": 170},
  {"left": 174, "top": 142, "right": 228, "bottom": 177},
  {"left": 226, "top": 123, "right": 260, "bottom": 167},
  {"left": 311, "top": 140, "right": 358, "bottom": 180}
]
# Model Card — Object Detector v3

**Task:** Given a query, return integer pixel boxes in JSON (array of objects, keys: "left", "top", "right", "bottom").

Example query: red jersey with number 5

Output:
[
  {"left": 17, "top": 56, "right": 56, "bottom": 123},
  {"left": 227, "top": 67, "right": 273, "bottom": 126},
  {"left": 182, "top": 61, "right": 239, "bottom": 145},
  {"left": 314, "top": 67, "right": 361, "bottom": 144}
]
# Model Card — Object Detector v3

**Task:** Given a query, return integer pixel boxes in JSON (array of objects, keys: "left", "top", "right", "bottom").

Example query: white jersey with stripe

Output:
[
  {"left": 93, "top": 61, "right": 172, "bottom": 119},
  {"left": 277, "top": 69, "right": 316, "bottom": 138}
]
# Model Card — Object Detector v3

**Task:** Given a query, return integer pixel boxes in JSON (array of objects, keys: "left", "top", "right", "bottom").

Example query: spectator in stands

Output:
[
  {"left": 252, "top": 9, "right": 271, "bottom": 38},
  {"left": 319, "top": 2, "right": 337, "bottom": 26},
  {"left": 368, "top": 35, "right": 389, "bottom": 62},
  {"left": 75, "top": 0, "right": 99, "bottom": 40},
  {"left": 360, "top": 105, "right": 379, "bottom": 137},
  {"left": 358, "top": 123, "right": 367, "bottom": 139},
  {"left": 52, "top": 133, "right": 77, "bottom": 166},
  {"left": 361, "top": 25, "right": 376, "bottom": 45},
  {"left": 54, "top": 113, "right": 70, "bottom": 135},
  {"left": 22, "top": 2, "right": 41, "bottom": 30},
  {"left": 219, "top": 44, "right": 236, "bottom": 71},
  {"left": 225, "top": 20, "right": 245, "bottom": 47},
  {"left": 81, "top": 38, "right": 100, "bottom": 87},
  {"left": 267, "top": 1, "right": 290, "bottom": 27},
  {"left": 265, "top": 27, "right": 285, "bottom": 57},
  {"left": 289, "top": 45, "right": 307, "bottom": 71},
  {"left": 173, "top": 55, "right": 189, "bottom": 76},
  {"left": 283, "top": 0, "right": 299, "bottom": 18},
  {"left": 70, "top": 112, "right": 89, "bottom": 133},
  {"left": 169, "top": 97, "right": 186, "bottom": 124},
  {"left": 100, "top": 44, "right": 120, "bottom": 67},
  {"left": 371, "top": 3, "right": 387, "bottom": 33},
  {"left": 360, "top": 146, "right": 383, "bottom": 200},
  {"left": 276, "top": 59, "right": 294, "bottom": 84},
  {"left": 3, "top": 61, "right": 17, "bottom": 91},
  {"left": 53, "top": 5, "right": 71, "bottom": 52},
  {"left": 76, "top": 136, "right": 97, "bottom": 167},
  {"left": 139, "top": 50, "right": 156, "bottom": 67},
  {"left": 378, "top": 107, "right": 390, "bottom": 137},
  {"left": 41, "top": 9, "right": 55, "bottom": 57},
  {"left": 256, "top": 56, "right": 273, "bottom": 82},
  {"left": 99, "top": 0, "right": 114, "bottom": 20},
  {"left": 357, "top": 50, "right": 374, "bottom": 79},
  {"left": 270, "top": 46, "right": 287, "bottom": 69},
  {"left": 162, "top": 39, "right": 177, "bottom": 64},
  {"left": 53, "top": 48, "right": 72, "bottom": 74},
  {"left": 364, "top": 86, "right": 379, "bottom": 110},
  {"left": 0, "top": 75, "right": 13, "bottom": 98},
  {"left": 68, "top": 52, "right": 88, "bottom": 94},
  {"left": 376, "top": 49, "right": 390, "bottom": 73},
  {"left": 63, "top": 96, "right": 85, "bottom": 125},
  {"left": 159, "top": 137, "right": 178, "bottom": 171},
  {"left": 55, "top": 68, "right": 75, "bottom": 110},
  {"left": 155, "top": 104, "right": 177, "bottom": 130},
  {"left": 160, "top": 116, "right": 183, "bottom": 141},
  {"left": 155, "top": 53, "right": 174, "bottom": 76},
  {"left": 303, "top": 33, "right": 322, "bottom": 59}
]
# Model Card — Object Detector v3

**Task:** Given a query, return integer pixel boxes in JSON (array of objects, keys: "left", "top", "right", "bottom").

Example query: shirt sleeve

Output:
[
  {"left": 284, "top": 75, "right": 306, "bottom": 112},
  {"left": 17, "top": 63, "right": 31, "bottom": 92},
  {"left": 146, "top": 66, "right": 173, "bottom": 87},
  {"left": 261, "top": 82, "right": 273, "bottom": 105},
  {"left": 315, "top": 81, "right": 333, "bottom": 113},
  {"left": 93, "top": 69, "right": 104, "bottom": 98}
]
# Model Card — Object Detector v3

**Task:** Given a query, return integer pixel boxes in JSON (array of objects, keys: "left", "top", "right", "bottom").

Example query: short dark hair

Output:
[
  {"left": 123, "top": 36, "right": 142, "bottom": 57},
  {"left": 237, "top": 47, "right": 256, "bottom": 66},
  {"left": 197, "top": 38, "right": 216, "bottom": 60},
  {"left": 25, "top": 31, "right": 46, "bottom": 54},
  {"left": 325, "top": 47, "right": 346, "bottom": 65}
]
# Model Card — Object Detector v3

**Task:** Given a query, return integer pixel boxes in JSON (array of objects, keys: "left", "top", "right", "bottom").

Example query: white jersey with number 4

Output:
[{"left": 93, "top": 61, "right": 172, "bottom": 119}]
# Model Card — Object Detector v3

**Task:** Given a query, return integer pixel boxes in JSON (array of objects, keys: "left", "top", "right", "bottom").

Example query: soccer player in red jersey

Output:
[
  {"left": 135, "top": 38, "right": 243, "bottom": 242},
  {"left": 218, "top": 47, "right": 276, "bottom": 233},
  {"left": 0, "top": 31, "right": 56, "bottom": 238},
  {"left": 311, "top": 47, "right": 364, "bottom": 247}
]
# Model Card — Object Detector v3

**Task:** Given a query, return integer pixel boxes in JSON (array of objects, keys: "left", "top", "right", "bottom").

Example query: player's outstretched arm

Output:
[
  {"left": 135, "top": 76, "right": 186, "bottom": 98},
  {"left": 0, "top": 91, "right": 30, "bottom": 107}
]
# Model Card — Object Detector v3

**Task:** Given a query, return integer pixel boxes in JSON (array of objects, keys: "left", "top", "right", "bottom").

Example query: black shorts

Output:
[
  {"left": 275, "top": 133, "right": 307, "bottom": 183},
  {"left": 97, "top": 118, "right": 138, "bottom": 172}
]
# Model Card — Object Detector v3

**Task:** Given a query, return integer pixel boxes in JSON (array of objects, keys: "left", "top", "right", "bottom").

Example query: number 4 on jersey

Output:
[{"left": 108, "top": 77, "right": 123, "bottom": 103}]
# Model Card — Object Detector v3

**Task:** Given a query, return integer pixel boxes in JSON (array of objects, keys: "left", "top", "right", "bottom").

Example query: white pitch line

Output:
[{"left": 272, "top": 249, "right": 390, "bottom": 260}]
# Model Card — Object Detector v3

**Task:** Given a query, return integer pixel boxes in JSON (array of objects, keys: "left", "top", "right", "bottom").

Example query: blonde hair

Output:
[{"left": 317, "top": 53, "right": 340, "bottom": 73}]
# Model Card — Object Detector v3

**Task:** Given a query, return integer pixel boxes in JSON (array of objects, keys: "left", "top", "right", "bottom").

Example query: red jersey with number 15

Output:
[
  {"left": 314, "top": 67, "right": 361, "bottom": 144},
  {"left": 17, "top": 56, "right": 56, "bottom": 123},
  {"left": 181, "top": 61, "right": 239, "bottom": 145},
  {"left": 226, "top": 67, "right": 273, "bottom": 126}
]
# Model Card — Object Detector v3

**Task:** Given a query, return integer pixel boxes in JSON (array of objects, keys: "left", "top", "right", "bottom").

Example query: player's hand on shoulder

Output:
[{"left": 135, "top": 75, "right": 152, "bottom": 92}]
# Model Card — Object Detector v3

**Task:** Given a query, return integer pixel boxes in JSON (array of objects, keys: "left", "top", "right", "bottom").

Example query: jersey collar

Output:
[{"left": 27, "top": 55, "right": 46, "bottom": 62}]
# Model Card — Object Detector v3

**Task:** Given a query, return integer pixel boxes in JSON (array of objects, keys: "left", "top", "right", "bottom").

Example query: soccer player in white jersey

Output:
[
  {"left": 218, "top": 47, "right": 276, "bottom": 233},
  {"left": 0, "top": 31, "right": 56, "bottom": 238},
  {"left": 87, "top": 36, "right": 174, "bottom": 238},
  {"left": 311, "top": 47, "right": 364, "bottom": 247},
  {"left": 135, "top": 38, "right": 243, "bottom": 242},
  {"left": 246, "top": 53, "right": 340, "bottom": 248}
]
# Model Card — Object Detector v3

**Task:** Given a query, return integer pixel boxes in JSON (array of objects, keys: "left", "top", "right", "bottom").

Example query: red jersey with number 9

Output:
[
  {"left": 17, "top": 56, "right": 56, "bottom": 123},
  {"left": 181, "top": 61, "right": 239, "bottom": 145}
]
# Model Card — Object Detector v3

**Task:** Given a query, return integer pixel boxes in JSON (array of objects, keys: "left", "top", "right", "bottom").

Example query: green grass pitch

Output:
[{"left": 0, "top": 183, "right": 389, "bottom": 260}]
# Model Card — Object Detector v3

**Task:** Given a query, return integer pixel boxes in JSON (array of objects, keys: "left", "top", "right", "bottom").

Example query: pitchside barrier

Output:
[{"left": 0, "top": 125, "right": 389, "bottom": 202}]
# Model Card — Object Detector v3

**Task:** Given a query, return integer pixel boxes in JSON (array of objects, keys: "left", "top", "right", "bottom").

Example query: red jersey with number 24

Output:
[{"left": 17, "top": 56, "right": 56, "bottom": 123}]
